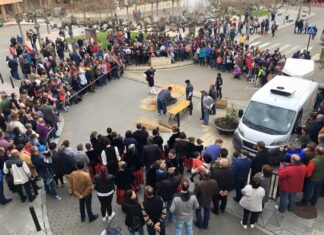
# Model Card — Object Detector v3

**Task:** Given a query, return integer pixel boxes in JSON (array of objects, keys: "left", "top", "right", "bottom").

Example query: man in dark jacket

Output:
[
  {"left": 194, "top": 170, "right": 219, "bottom": 229},
  {"left": 144, "top": 67, "right": 156, "bottom": 95},
  {"left": 174, "top": 132, "right": 189, "bottom": 175},
  {"left": 211, "top": 158, "right": 233, "bottom": 214},
  {"left": 185, "top": 80, "right": 193, "bottom": 115},
  {"left": 8, "top": 56, "right": 20, "bottom": 80},
  {"left": 31, "top": 146, "right": 61, "bottom": 200},
  {"left": 143, "top": 140, "right": 161, "bottom": 169},
  {"left": 251, "top": 141, "right": 270, "bottom": 178},
  {"left": 156, "top": 167, "right": 180, "bottom": 224},
  {"left": 167, "top": 126, "right": 180, "bottom": 149},
  {"left": 55, "top": 145, "right": 76, "bottom": 192},
  {"left": 133, "top": 123, "right": 148, "bottom": 155},
  {"left": 142, "top": 185, "right": 167, "bottom": 235},
  {"left": 232, "top": 150, "right": 252, "bottom": 202}
]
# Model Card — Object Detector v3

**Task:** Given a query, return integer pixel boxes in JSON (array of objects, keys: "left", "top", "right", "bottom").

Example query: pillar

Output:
[{"left": 1, "top": 5, "right": 8, "bottom": 22}]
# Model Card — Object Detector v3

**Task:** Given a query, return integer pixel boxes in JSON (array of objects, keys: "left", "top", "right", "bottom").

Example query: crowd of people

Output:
[
  {"left": 1, "top": 9, "right": 323, "bottom": 235},
  {"left": 1, "top": 96, "right": 323, "bottom": 234}
]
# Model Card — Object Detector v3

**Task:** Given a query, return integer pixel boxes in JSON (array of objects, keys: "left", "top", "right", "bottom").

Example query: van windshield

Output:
[{"left": 243, "top": 101, "right": 296, "bottom": 135}]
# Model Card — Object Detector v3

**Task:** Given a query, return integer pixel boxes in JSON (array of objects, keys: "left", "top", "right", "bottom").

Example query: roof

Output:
[
  {"left": 282, "top": 58, "right": 315, "bottom": 79},
  {"left": 251, "top": 75, "right": 318, "bottom": 111}
]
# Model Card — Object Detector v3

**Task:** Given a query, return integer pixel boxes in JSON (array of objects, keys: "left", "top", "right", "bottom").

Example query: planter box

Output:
[
  {"left": 150, "top": 57, "right": 171, "bottom": 67},
  {"left": 213, "top": 117, "right": 238, "bottom": 135},
  {"left": 216, "top": 99, "right": 228, "bottom": 109}
]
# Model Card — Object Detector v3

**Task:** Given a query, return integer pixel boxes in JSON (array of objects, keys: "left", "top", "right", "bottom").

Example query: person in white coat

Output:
[
  {"left": 3, "top": 149, "right": 35, "bottom": 202},
  {"left": 239, "top": 176, "right": 265, "bottom": 229}
]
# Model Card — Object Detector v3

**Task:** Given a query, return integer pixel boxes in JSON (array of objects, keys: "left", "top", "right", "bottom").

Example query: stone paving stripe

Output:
[{"left": 259, "top": 42, "right": 271, "bottom": 48}]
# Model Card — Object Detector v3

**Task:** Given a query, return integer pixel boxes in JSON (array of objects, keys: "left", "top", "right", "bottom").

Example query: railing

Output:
[{"left": 269, "top": 172, "right": 279, "bottom": 201}]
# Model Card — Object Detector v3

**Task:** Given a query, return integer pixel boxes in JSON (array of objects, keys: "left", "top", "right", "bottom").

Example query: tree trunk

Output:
[
  {"left": 17, "top": 21, "right": 24, "bottom": 41},
  {"left": 68, "top": 24, "right": 75, "bottom": 53},
  {"left": 156, "top": 1, "right": 159, "bottom": 16},
  {"left": 172, "top": 0, "right": 174, "bottom": 16},
  {"left": 126, "top": 6, "right": 129, "bottom": 20},
  {"left": 151, "top": 2, "right": 154, "bottom": 17}
]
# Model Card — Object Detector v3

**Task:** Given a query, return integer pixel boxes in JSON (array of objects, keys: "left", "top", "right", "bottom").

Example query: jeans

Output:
[
  {"left": 242, "top": 209, "right": 259, "bottom": 225},
  {"left": 203, "top": 109, "right": 209, "bottom": 124},
  {"left": 0, "top": 180, "right": 7, "bottom": 203},
  {"left": 16, "top": 181, "right": 34, "bottom": 201},
  {"left": 302, "top": 180, "right": 323, "bottom": 206},
  {"left": 44, "top": 178, "right": 58, "bottom": 198},
  {"left": 279, "top": 191, "right": 296, "bottom": 212},
  {"left": 157, "top": 99, "right": 167, "bottom": 115},
  {"left": 212, "top": 194, "right": 227, "bottom": 213},
  {"left": 164, "top": 200, "right": 175, "bottom": 225},
  {"left": 129, "top": 226, "right": 144, "bottom": 235},
  {"left": 147, "top": 224, "right": 166, "bottom": 235},
  {"left": 195, "top": 206, "right": 210, "bottom": 228},
  {"left": 175, "top": 217, "right": 193, "bottom": 235},
  {"left": 234, "top": 178, "right": 246, "bottom": 201},
  {"left": 97, "top": 194, "right": 113, "bottom": 217},
  {"left": 80, "top": 194, "right": 95, "bottom": 220}
]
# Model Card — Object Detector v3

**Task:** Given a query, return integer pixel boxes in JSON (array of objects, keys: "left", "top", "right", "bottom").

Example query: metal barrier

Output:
[
  {"left": 269, "top": 172, "right": 279, "bottom": 201},
  {"left": 0, "top": 73, "right": 3, "bottom": 84},
  {"left": 29, "top": 206, "right": 42, "bottom": 232}
]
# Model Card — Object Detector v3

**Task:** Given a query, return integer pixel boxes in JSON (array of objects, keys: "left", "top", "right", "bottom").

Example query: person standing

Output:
[
  {"left": 7, "top": 56, "right": 20, "bottom": 80},
  {"left": 144, "top": 67, "right": 157, "bottom": 95},
  {"left": 239, "top": 177, "right": 265, "bottom": 229},
  {"left": 208, "top": 85, "right": 217, "bottom": 115},
  {"left": 31, "top": 146, "right": 61, "bottom": 200},
  {"left": 142, "top": 185, "right": 167, "bottom": 235},
  {"left": 232, "top": 150, "right": 252, "bottom": 202},
  {"left": 185, "top": 80, "right": 193, "bottom": 115},
  {"left": 39, "top": 98, "right": 59, "bottom": 139},
  {"left": 101, "top": 138, "right": 121, "bottom": 176},
  {"left": 215, "top": 73, "right": 223, "bottom": 99},
  {"left": 157, "top": 87, "right": 172, "bottom": 115},
  {"left": 250, "top": 141, "right": 270, "bottom": 178},
  {"left": 70, "top": 160, "right": 98, "bottom": 222},
  {"left": 276, "top": 154, "right": 306, "bottom": 212},
  {"left": 156, "top": 167, "right": 180, "bottom": 225},
  {"left": 298, "top": 146, "right": 324, "bottom": 207},
  {"left": 211, "top": 158, "right": 234, "bottom": 214},
  {"left": 122, "top": 190, "right": 145, "bottom": 235},
  {"left": 194, "top": 170, "right": 219, "bottom": 229},
  {"left": 94, "top": 166, "right": 115, "bottom": 222},
  {"left": 170, "top": 179, "right": 199, "bottom": 235},
  {"left": 271, "top": 22, "right": 278, "bottom": 37},
  {"left": 201, "top": 90, "right": 214, "bottom": 125},
  {"left": 3, "top": 150, "right": 35, "bottom": 202}
]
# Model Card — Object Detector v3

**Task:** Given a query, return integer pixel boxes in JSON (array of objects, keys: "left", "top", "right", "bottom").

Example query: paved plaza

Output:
[{"left": 0, "top": 3, "right": 324, "bottom": 235}]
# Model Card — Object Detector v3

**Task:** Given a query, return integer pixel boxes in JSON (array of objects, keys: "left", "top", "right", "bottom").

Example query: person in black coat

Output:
[
  {"left": 142, "top": 185, "right": 167, "bottom": 235},
  {"left": 215, "top": 73, "right": 223, "bottom": 99},
  {"left": 167, "top": 126, "right": 180, "bottom": 149},
  {"left": 250, "top": 141, "right": 270, "bottom": 178},
  {"left": 156, "top": 168, "right": 180, "bottom": 224},
  {"left": 211, "top": 158, "right": 234, "bottom": 214},
  {"left": 143, "top": 139, "right": 161, "bottom": 169},
  {"left": 94, "top": 166, "right": 115, "bottom": 221},
  {"left": 124, "top": 144, "right": 144, "bottom": 190},
  {"left": 174, "top": 132, "right": 189, "bottom": 175},
  {"left": 144, "top": 67, "right": 157, "bottom": 94},
  {"left": 133, "top": 123, "right": 149, "bottom": 154},
  {"left": 122, "top": 190, "right": 145, "bottom": 234},
  {"left": 115, "top": 162, "right": 135, "bottom": 205},
  {"left": 152, "top": 128, "right": 164, "bottom": 150}
]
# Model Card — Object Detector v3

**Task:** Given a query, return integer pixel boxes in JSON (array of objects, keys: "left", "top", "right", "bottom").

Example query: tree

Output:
[{"left": 320, "top": 48, "right": 324, "bottom": 71}]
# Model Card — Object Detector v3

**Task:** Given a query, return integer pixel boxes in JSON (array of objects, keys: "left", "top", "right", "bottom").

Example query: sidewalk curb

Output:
[{"left": 40, "top": 114, "right": 64, "bottom": 234}]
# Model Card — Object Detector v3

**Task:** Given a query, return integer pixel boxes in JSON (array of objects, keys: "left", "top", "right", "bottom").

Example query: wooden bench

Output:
[{"left": 168, "top": 100, "right": 190, "bottom": 127}]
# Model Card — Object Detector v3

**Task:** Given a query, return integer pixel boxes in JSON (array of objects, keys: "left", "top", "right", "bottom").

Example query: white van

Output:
[
  {"left": 233, "top": 75, "right": 318, "bottom": 159},
  {"left": 282, "top": 58, "right": 315, "bottom": 79}
]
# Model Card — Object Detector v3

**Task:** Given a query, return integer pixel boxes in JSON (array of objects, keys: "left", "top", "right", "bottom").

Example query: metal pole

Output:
[
  {"left": 29, "top": 206, "right": 42, "bottom": 231},
  {"left": 306, "top": 34, "right": 311, "bottom": 51},
  {"left": 0, "top": 73, "right": 3, "bottom": 84},
  {"left": 9, "top": 76, "right": 15, "bottom": 89}
]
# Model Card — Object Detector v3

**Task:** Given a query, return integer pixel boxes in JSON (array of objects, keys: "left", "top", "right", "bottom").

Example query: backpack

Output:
[
  {"left": 105, "top": 226, "right": 122, "bottom": 235},
  {"left": 128, "top": 213, "right": 143, "bottom": 232}
]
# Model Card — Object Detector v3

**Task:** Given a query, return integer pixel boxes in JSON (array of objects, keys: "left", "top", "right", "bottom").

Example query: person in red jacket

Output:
[{"left": 277, "top": 154, "right": 307, "bottom": 213}]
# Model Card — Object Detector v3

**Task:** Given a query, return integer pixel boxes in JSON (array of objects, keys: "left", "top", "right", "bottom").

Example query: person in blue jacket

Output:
[{"left": 232, "top": 150, "right": 252, "bottom": 202}]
